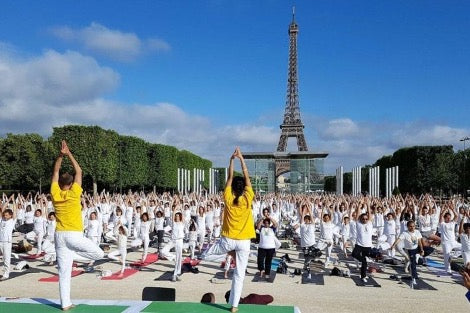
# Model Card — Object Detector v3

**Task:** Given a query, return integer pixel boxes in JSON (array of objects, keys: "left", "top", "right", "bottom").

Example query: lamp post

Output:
[{"left": 461, "top": 136, "right": 470, "bottom": 197}]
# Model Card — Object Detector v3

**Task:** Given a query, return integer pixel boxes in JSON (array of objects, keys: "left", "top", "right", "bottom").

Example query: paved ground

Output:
[{"left": 0, "top": 235, "right": 469, "bottom": 313}]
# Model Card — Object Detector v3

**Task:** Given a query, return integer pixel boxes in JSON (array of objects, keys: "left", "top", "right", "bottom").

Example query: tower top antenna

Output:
[{"left": 292, "top": 6, "right": 295, "bottom": 22}]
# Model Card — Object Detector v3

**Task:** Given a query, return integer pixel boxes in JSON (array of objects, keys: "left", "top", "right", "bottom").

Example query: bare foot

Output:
[
  {"left": 62, "top": 304, "right": 75, "bottom": 311},
  {"left": 230, "top": 307, "right": 238, "bottom": 313},
  {"left": 117, "top": 272, "right": 124, "bottom": 278}
]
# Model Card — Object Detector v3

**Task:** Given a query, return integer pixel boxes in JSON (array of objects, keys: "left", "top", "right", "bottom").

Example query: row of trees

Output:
[
  {"left": 0, "top": 125, "right": 212, "bottom": 193},
  {"left": 324, "top": 145, "right": 470, "bottom": 196}
]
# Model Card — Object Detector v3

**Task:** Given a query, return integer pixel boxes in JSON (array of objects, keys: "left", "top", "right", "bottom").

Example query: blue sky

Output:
[{"left": 1, "top": 1, "right": 469, "bottom": 174}]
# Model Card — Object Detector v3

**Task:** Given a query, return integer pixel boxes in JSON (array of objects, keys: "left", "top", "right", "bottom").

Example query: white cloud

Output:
[
  {"left": 1, "top": 43, "right": 468, "bottom": 175},
  {"left": 50, "top": 22, "right": 170, "bottom": 61}
]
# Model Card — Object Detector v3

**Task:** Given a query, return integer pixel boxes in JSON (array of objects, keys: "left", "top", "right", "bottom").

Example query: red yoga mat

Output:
[
  {"left": 183, "top": 257, "right": 200, "bottom": 266},
  {"left": 21, "top": 252, "right": 45, "bottom": 260},
  {"left": 130, "top": 253, "right": 159, "bottom": 267},
  {"left": 39, "top": 270, "right": 84, "bottom": 282},
  {"left": 101, "top": 268, "right": 139, "bottom": 280}
]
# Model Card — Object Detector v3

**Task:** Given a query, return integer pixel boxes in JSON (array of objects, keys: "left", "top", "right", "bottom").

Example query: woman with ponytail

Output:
[{"left": 202, "top": 147, "right": 255, "bottom": 313}]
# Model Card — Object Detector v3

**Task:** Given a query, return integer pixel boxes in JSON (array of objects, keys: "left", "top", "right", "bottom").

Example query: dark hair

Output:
[
  {"left": 406, "top": 220, "right": 415, "bottom": 227},
  {"left": 141, "top": 212, "right": 149, "bottom": 221},
  {"left": 48, "top": 212, "right": 56, "bottom": 218},
  {"left": 174, "top": 212, "right": 182, "bottom": 221},
  {"left": 35, "top": 209, "right": 42, "bottom": 215},
  {"left": 59, "top": 172, "right": 73, "bottom": 187},
  {"left": 463, "top": 223, "right": 470, "bottom": 231},
  {"left": 3, "top": 209, "right": 13, "bottom": 216},
  {"left": 232, "top": 176, "right": 245, "bottom": 206},
  {"left": 189, "top": 223, "right": 197, "bottom": 232},
  {"left": 263, "top": 218, "right": 271, "bottom": 225}
]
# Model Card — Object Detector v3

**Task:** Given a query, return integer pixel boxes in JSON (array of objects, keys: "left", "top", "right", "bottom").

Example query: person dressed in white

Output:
[
  {"left": 188, "top": 220, "right": 198, "bottom": 259},
  {"left": 160, "top": 212, "right": 185, "bottom": 281},
  {"left": 383, "top": 212, "right": 396, "bottom": 258},
  {"left": 108, "top": 225, "right": 128, "bottom": 277},
  {"left": 439, "top": 202, "right": 461, "bottom": 274},
  {"left": 391, "top": 220, "right": 424, "bottom": 286},
  {"left": 205, "top": 204, "right": 215, "bottom": 243},
  {"left": 352, "top": 199, "right": 373, "bottom": 283},
  {"left": 318, "top": 206, "right": 338, "bottom": 267},
  {"left": 43, "top": 212, "right": 57, "bottom": 264},
  {"left": 340, "top": 216, "right": 351, "bottom": 256},
  {"left": 0, "top": 209, "right": 15, "bottom": 280},
  {"left": 86, "top": 211, "right": 102, "bottom": 246},
  {"left": 29, "top": 209, "right": 47, "bottom": 256},
  {"left": 131, "top": 213, "right": 151, "bottom": 263},
  {"left": 196, "top": 206, "right": 206, "bottom": 251},
  {"left": 154, "top": 210, "right": 165, "bottom": 252}
]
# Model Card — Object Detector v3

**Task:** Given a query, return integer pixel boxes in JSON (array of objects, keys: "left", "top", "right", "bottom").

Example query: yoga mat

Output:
[
  {"left": 101, "top": 268, "right": 139, "bottom": 280},
  {"left": 0, "top": 302, "right": 127, "bottom": 313},
  {"left": 130, "top": 253, "right": 158, "bottom": 267},
  {"left": 271, "top": 258, "right": 280, "bottom": 271},
  {"left": 398, "top": 276, "right": 437, "bottom": 290},
  {"left": 155, "top": 271, "right": 178, "bottom": 281},
  {"left": 252, "top": 271, "right": 277, "bottom": 283},
  {"left": 220, "top": 260, "right": 236, "bottom": 269},
  {"left": 39, "top": 270, "right": 83, "bottom": 282},
  {"left": 301, "top": 273, "right": 325, "bottom": 285},
  {"left": 351, "top": 275, "right": 381, "bottom": 287},
  {"left": 21, "top": 252, "right": 45, "bottom": 260},
  {"left": 141, "top": 301, "right": 295, "bottom": 313},
  {"left": 426, "top": 259, "right": 445, "bottom": 269},
  {"left": 182, "top": 257, "right": 200, "bottom": 266}
]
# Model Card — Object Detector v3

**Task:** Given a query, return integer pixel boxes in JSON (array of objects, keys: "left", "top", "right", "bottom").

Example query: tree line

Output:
[
  {"left": 324, "top": 145, "right": 470, "bottom": 196},
  {"left": 0, "top": 125, "right": 212, "bottom": 193}
]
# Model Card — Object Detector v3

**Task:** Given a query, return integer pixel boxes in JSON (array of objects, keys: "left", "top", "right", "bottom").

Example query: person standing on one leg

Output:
[
  {"left": 0, "top": 209, "right": 15, "bottom": 281},
  {"left": 203, "top": 147, "right": 255, "bottom": 313},
  {"left": 352, "top": 198, "right": 373, "bottom": 283},
  {"left": 391, "top": 220, "right": 424, "bottom": 287},
  {"left": 51, "top": 140, "right": 104, "bottom": 311}
]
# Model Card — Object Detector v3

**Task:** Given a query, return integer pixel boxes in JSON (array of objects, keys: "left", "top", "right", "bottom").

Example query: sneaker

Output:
[
  {"left": 176, "top": 275, "right": 182, "bottom": 281},
  {"left": 171, "top": 276, "right": 177, "bottom": 282},
  {"left": 412, "top": 278, "right": 417, "bottom": 285},
  {"left": 361, "top": 277, "right": 368, "bottom": 283}
]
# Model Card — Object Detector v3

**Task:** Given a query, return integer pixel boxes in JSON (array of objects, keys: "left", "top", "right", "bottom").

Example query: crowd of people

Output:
[{"left": 1, "top": 142, "right": 470, "bottom": 310}]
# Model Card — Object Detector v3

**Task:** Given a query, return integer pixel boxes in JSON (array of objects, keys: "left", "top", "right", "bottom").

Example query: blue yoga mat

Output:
[
  {"left": 426, "top": 259, "right": 445, "bottom": 269},
  {"left": 271, "top": 258, "right": 281, "bottom": 271}
]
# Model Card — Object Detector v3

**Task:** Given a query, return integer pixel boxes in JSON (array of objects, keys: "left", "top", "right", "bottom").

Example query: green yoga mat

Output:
[
  {"left": 0, "top": 302, "right": 128, "bottom": 313},
  {"left": 141, "top": 301, "right": 294, "bottom": 313}
]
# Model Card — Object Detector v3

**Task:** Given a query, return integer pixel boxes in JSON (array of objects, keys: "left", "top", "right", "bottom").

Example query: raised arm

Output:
[
  {"left": 225, "top": 149, "right": 236, "bottom": 189},
  {"left": 236, "top": 147, "right": 251, "bottom": 188},
  {"left": 61, "top": 140, "right": 82, "bottom": 187}
]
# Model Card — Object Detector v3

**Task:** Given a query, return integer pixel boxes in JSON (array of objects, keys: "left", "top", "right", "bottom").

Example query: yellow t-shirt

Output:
[
  {"left": 51, "top": 182, "right": 83, "bottom": 232},
  {"left": 221, "top": 185, "right": 255, "bottom": 240}
]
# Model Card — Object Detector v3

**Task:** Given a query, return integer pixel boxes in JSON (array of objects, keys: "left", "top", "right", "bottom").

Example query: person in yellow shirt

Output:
[
  {"left": 203, "top": 147, "right": 255, "bottom": 313},
  {"left": 51, "top": 140, "right": 104, "bottom": 311}
]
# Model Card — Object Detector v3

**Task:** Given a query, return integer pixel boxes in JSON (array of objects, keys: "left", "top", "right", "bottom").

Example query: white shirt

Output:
[
  {"left": 300, "top": 223, "right": 316, "bottom": 248},
  {"left": 384, "top": 219, "right": 396, "bottom": 236},
  {"left": 356, "top": 221, "right": 373, "bottom": 247},
  {"left": 439, "top": 222, "right": 456, "bottom": 242},
  {"left": 259, "top": 226, "right": 276, "bottom": 249},
  {"left": 461, "top": 233, "right": 470, "bottom": 252},
  {"left": 0, "top": 218, "right": 15, "bottom": 242},
  {"left": 87, "top": 219, "right": 101, "bottom": 237},
  {"left": 140, "top": 221, "right": 151, "bottom": 240},
  {"left": 320, "top": 222, "right": 335, "bottom": 241},
  {"left": 399, "top": 230, "right": 422, "bottom": 250},
  {"left": 25, "top": 211, "right": 34, "bottom": 224},
  {"left": 418, "top": 215, "right": 432, "bottom": 233},
  {"left": 154, "top": 217, "right": 164, "bottom": 231},
  {"left": 33, "top": 216, "right": 46, "bottom": 234},
  {"left": 171, "top": 222, "right": 185, "bottom": 240}
]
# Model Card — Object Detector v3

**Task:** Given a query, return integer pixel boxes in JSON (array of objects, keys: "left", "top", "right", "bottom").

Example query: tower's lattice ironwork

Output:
[{"left": 277, "top": 8, "right": 308, "bottom": 152}]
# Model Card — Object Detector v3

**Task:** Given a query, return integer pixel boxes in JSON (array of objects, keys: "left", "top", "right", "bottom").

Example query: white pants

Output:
[
  {"left": 173, "top": 239, "right": 183, "bottom": 277},
  {"left": 189, "top": 240, "right": 196, "bottom": 259},
  {"left": 55, "top": 231, "right": 104, "bottom": 309},
  {"left": 131, "top": 236, "right": 150, "bottom": 261},
  {"left": 108, "top": 248, "right": 127, "bottom": 273},
  {"left": 386, "top": 234, "right": 396, "bottom": 257},
  {"left": 0, "top": 241, "right": 12, "bottom": 278},
  {"left": 442, "top": 240, "right": 462, "bottom": 271},
  {"left": 203, "top": 237, "right": 250, "bottom": 308}
]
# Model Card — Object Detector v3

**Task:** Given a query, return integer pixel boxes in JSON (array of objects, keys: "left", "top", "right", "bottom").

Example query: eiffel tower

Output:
[{"left": 277, "top": 7, "right": 308, "bottom": 152}]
